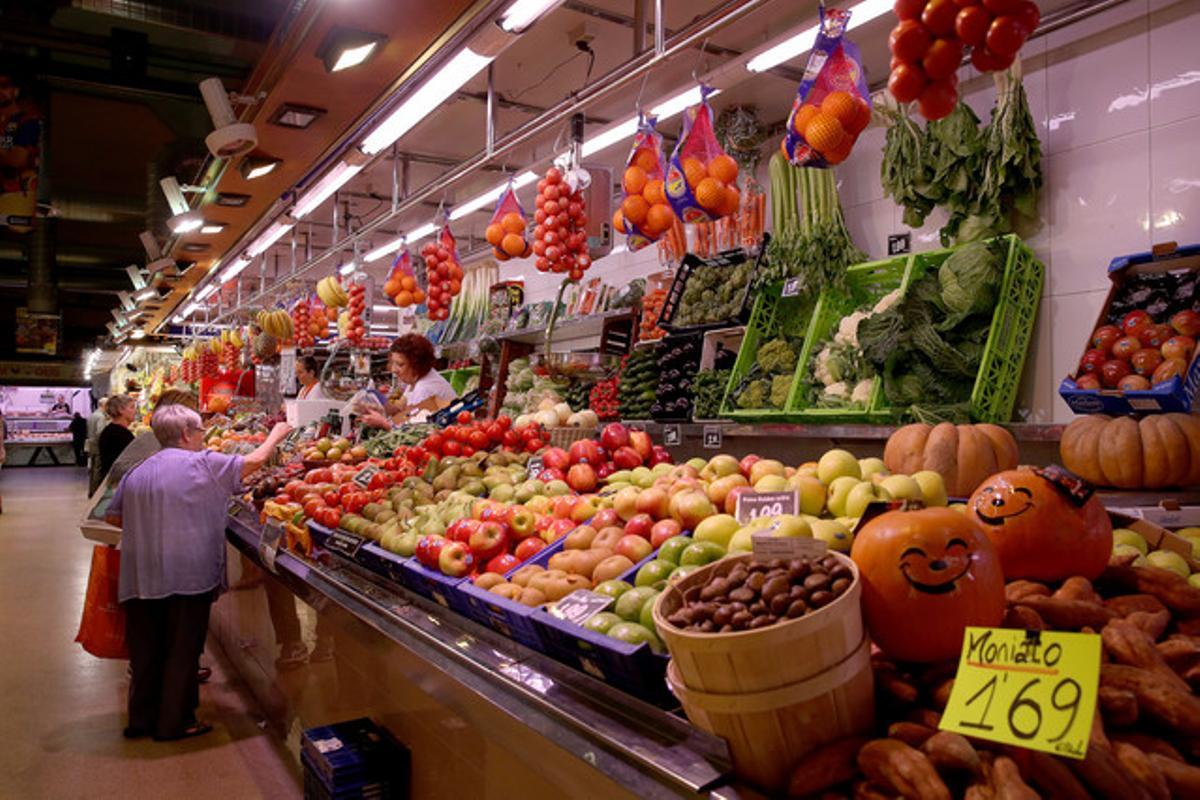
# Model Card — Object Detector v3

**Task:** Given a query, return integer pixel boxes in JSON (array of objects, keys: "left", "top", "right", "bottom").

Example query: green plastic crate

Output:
[
  {"left": 719, "top": 285, "right": 816, "bottom": 421},
  {"left": 787, "top": 254, "right": 919, "bottom": 423}
]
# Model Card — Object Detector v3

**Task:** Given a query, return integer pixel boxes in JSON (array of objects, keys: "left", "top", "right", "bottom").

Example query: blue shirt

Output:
[{"left": 110, "top": 447, "right": 244, "bottom": 601}]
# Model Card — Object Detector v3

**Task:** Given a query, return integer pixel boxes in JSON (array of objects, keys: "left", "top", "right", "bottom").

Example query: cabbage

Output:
[{"left": 939, "top": 241, "right": 1001, "bottom": 314}]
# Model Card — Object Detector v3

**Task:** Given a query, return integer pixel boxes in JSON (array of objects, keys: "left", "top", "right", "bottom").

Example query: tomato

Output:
[
  {"left": 954, "top": 5, "right": 990, "bottom": 47},
  {"left": 457, "top": 411, "right": 473, "bottom": 424},
  {"left": 970, "top": 45, "right": 1013, "bottom": 73},
  {"left": 893, "top": 0, "right": 926, "bottom": 20},
  {"left": 918, "top": 80, "right": 958, "bottom": 120},
  {"left": 953, "top": 0, "right": 981, "bottom": 5},
  {"left": 982, "top": 0, "right": 1022, "bottom": 12},
  {"left": 922, "top": 38, "right": 963, "bottom": 81},
  {"left": 455, "top": 426, "right": 473, "bottom": 444},
  {"left": 484, "top": 422, "right": 503, "bottom": 442},
  {"left": 889, "top": 20, "right": 932, "bottom": 62},
  {"left": 1013, "top": 0, "right": 1039, "bottom": 33},
  {"left": 368, "top": 472, "right": 394, "bottom": 491},
  {"left": 303, "top": 498, "right": 325, "bottom": 517},
  {"left": 888, "top": 62, "right": 928, "bottom": 104},
  {"left": 469, "top": 429, "right": 489, "bottom": 450},
  {"left": 443, "top": 440, "right": 462, "bottom": 457},
  {"left": 502, "top": 430, "right": 520, "bottom": 449},
  {"left": 525, "top": 438, "right": 544, "bottom": 453},
  {"left": 985, "top": 15, "right": 1027, "bottom": 57},
  {"left": 921, "top": 0, "right": 958, "bottom": 36}
]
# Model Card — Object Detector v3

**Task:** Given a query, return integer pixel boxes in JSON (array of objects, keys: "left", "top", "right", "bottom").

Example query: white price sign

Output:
[{"left": 735, "top": 490, "right": 799, "bottom": 525}]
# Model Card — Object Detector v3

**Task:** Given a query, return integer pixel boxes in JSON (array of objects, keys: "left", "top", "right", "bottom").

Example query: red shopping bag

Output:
[{"left": 75, "top": 545, "right": 128, "bottom": 659}]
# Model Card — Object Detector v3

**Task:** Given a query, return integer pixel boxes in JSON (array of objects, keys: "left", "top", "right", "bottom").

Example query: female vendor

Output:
[{"left": 360, "top": 333, "right": 456, "bottom": 429}]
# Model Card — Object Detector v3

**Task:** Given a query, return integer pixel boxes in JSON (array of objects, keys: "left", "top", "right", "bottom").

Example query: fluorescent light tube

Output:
[
  {"left": 365, "top": 221, "right": 438, "bottom": 262},
  {"left": 182, "top": 302, "right": 200, "bottom": 317},
  {"left": 196, "top": 284, "right": 217, "bottom": 301},
  {"left": 246, "top": 221, "right": 293, "bottom": 257},
  {"left": 134, "top": 287, "right": 156, "bottom": 301},
  {"left": 219, "top": 257, "right": 250, "bottom": 282},
  {"left": 581, "top": 87, "right": 721, "bottom": 158},
  {"left": 746, "top": 0, "right": 891, "bottom": 72},
  {"left": 130, "top": 329, "right": 146, "bottom": 340},
  {"left": 498, "top": 0, "right": 561, "bottom": 33},
  {"left": 339, "top": 260, "right": 358, "bottom": 276},
  {"left": 449, "top": 170, "right": 538, "bottom": 220},
  {"left": 361, "top": 47, "right": 493, "bottom": 155},
  {"left": 292, "top": 161, "right": 364, "bottom": 219}
]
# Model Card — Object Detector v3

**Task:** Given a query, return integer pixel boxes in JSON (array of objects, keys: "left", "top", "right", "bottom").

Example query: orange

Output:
[
  {"left": 644, "top": 203, "right": 674, "bottom": 235},
  {"left": 717, "top": 185, "right": 740, "bottom": 217},
  {"left": 501, "top": 212, "right": 525, "bottom": 234},
  {"left": 623, "top": 165, "right": 648, "bottom": 195},
  {"left": 501, "top": 233, "right": 526, "bottom": 256},
  {"left": 844, "top": 96, "right": 872, "bottom": 136},
  {"left": 400, "top": 275, "right": 416, "bottom": 292},
  {"left": 823, "top": 138, "right": 854, "bottom": 165},
  {"left": 383, "top": 278, "right": 401, "bottom": 296},
  {"left": 643, "top": 178, "right": 666, "bottom": 206},
  {"left": 793, "top": 104, "right": 820, "bottom": 137},
  {"left": 485, "top": 223, "right": 505, "bottom": 247},
  {"left": 612, "top": 208, "right": 626, "bottom": 233},
  {"left": 707, "top": 154, "right": 739, "bottom": 184},
  {"left": 396, "top": 290, "right": 414, "bottom": 307},
  {"left": 820, "top": 91, "right": 859, "bottom": 129},
  {"left": 412, "top": 288, "right": 426, "bottom": 304},
  {"left": 695, "top": 177, "right": 724, "bottom": 211},
  {"left": 681, "top": 157, "right": 707, "bottom": 190},
  {"left": 632, "top": 148, "right": 658, "bottom": 174},
  {"left": 622, "top": 194, "right": 649, "bottom": 225},
  {"left": 804, "top": 112, "right": 846, "bottom": 154}
]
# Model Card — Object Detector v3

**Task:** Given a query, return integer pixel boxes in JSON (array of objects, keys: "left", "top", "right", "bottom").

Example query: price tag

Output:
[
  {"left": 352, "top": 464, "right": 380, "bottom": 489},
  {"left": 548, "top": 590, "right": 614, "bottom": 626},
  {"left": 751, "top": 532, "right": 827, "bottom": 561},
  {"left": 702, "top": 425, "right": 723, "bottom": 450},
  {"left": 888, "top": 233, "right": 911, "bottom": 255},
  {"left": 662, "top": 424, "right": 681, "bottom": 446},
  {"left": 526, "top": 456, "right": 544, "bottom": 480},
  {"left": 259, "top": 517, "right": 285, "bottom": 574},
  {"left": 781, "top": 277, "right": 802, "bottom": 297},
  {"left": 939, "top": 627, "right": 1100, "bottom": 759},
  {"left": 735, "top": 490, "right": 799, "bottom": 525},
  {"left": 324, "top": 529, "right": 366, "bottom": 560}
]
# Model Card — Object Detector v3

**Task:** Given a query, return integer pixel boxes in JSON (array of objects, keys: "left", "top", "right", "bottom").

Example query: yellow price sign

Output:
[{"left": 939, "top": 627, "right": 1100, "bottom": 759}]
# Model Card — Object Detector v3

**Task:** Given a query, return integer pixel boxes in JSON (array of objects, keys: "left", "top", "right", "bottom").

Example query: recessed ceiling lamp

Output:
[
  {"left": 180, "top": 242, "right": 209, "bottom": 253},
  {"left": 199, "top": 221, "right": 226, "bottom": 235},
  {"left": 239, "top": 155, "right": 281, "bottom": 181},
  {"left": 269, "top": 103, "right": 325, "bottom": 129},
  {"left": 215, "top": 192, "right": 250, "bottom": 207},
  {"left": 318, "top": 27, "right": 387, "bottom": 73},
  {"left": 497, "top": 0, "right": 562, "bottom": 33},
  {"left": 168, "top": 210, "right": 203, "bottom": 234},
  {"left": 130, "top": 329, "right": 146, "bottom": 340}
]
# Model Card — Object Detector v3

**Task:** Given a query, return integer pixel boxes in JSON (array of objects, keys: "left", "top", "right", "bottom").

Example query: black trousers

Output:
[{"left": 122, "top": 592, "right": 213, "bottom": 737}]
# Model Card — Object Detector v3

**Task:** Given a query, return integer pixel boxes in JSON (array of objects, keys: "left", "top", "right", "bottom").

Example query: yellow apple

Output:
[
  {"left": 845, "top": 481, "right": 885, "bottom": 519},
  {"left": 858, "top": 457, "right": 887, "bottom": 481},
  {"left": 771, "top": 515, "right": 812, "bottom": 538},
  {"left": 811, "top": 519, "right": 853, "bottom": 552},
  {"left": 748, "top": 459, "right": 786, "bottom": 486},
  {"left": 693, "top": 514, "right": 741, "bottom": 549},
  {"left": 817, "top": 449, "right": 861, "bottom": 484},
  {"left": 826, "top": 476, "right": 860, "bottom": 518},
  {"left": 788, "top": 474, "right": 827, "bottom": 516},
  {"left": 880, "top": 474, "right": 923, "bottom": 502},
  {"left": 913, "top": 470, "right": 948, "bottom": 507},
  {"left": 753, "top": 474, "right": 790, "bottom": 492},
  {"left": 1112, "top": 528, "right": 1148, "bottom": 555}
]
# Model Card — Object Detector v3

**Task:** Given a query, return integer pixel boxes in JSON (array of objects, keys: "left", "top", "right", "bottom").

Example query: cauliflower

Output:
[
  {"left": 851, "top": 378, "right": 874, "bottom": 405},
  {"left": 757, "top": 338, "right": 798, "bottom": 375},
  {"left": 823, "top": 381, "right": 849, "bottom": 399},
  {"left": 835, "top": 310, "right": 869, "bottom": 347},
  {"left": 872, "top": 288, "right": 902, "bottom": 315},
  {"left": 814, "top": 346, "right": 835, "bottom": 386}
]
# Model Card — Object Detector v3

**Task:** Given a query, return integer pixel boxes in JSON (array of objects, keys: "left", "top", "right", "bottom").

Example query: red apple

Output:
[
  {"left": 600, "top": 422, "right": 630, "bottom": 452},
  {"left": 1171, "top": 310, "right": 1200, "bottom": 337},
  {"left": 438, "top": 541, "right": 475, "bottom": 577},
  {"left": 1122, "top": 310, "right": 1153, "bottom": 337},
  {"left": 628, "top": 430, "right": 653, "bottom": 461},
  {"left": 650, "top": 518, "right": 683, "bottom": 548},
  {"left": 671, "top": 489, "right": 717, "bottom": 530},
  {"left": 650, "top": 445, "right": 673, "bottom": 466},
  {"left": 507, "top": 507, "right": 536, "bottom": 539},
  {"left": 1075, "top": 373, "right": 1101, "bottom": 390},
  {"left": 567, "top": 462, "right": 598, "bottom": 493},
  {"left": 485, "top": 553, "right": 521, "bottom": 575},
  {"left": 724, "top": 485, "right": 756, "bottom": 515},
  {"left": 469, "top": 521, "right": 509, "bottom": 562},
  {"left": 739, "top": 454, "right": 761, "bottom": 477},
  {"left": 534, "top": 513, "right": 553, "bottom": 532},
  {"left": 568, "top": 439, "right": 602, "bottom": 466},
  {"left": 1118, "top": 374, "right": 1151, "bottom": 392},
  {"left": 596, "top": 462, "right": 615, "bottom": 481},
  {"left": 590, "top": 507, "right": 620, "bottom": 530},
  {"left": 545, "top": 517, "right": 576, "bottom": 542},
  {"left": 1091, "top": 324, "right": 1122, "bottom": 354},
  {"left": 1153, "top": 357, "right": 1189, "bottom": 386},
  {"left": 514, "top": 536, "right": 546, "bottom": 562},
  {"left": 552, "top": 495, "right": 577, "bottom": 518},
  {"left": 537, "top": 467, "right": 565, "bottom": 483},
  {"left": 415, "top": 535, "right": 446, "bottom": 568},
  {"left": 612, "top": 446, "right": 642, "bottom": 471},
  {"left": 1162, "top": 335, "right": 1196, "bottom": 362},
  {"left": 1100, "top": 359, "right": 1131, "bottom": 388},
  {"left": 1130, "top": 348, "right": 1164, "bottom": 377},
  {"left": 624, "top": 513, "right": 655, "bottom": 540},
  {"left": 471, "top": 499, "right": 492, "bottom": 520},
  {"left": 634, "top": 487, "right": 669, "bottom": 519},
  {"left": 1110, "top": 337, "right": 1142, "bottom": 362},
  {"left": 615, "top": 534, "right": 653, "bottom": 563},
  {"left": 1138, "top": 323, "right": 1174, "bottom": 349},
  {"left": 1078, "top": 348, "right": 1108, "bottom": 373},
  {"left": 541, "top": 447, "right": 570, "bottom": 472}
]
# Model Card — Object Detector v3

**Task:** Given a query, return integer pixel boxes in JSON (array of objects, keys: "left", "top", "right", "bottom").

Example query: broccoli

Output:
[
  {"left": 770, "top": 375, "right": 792, "bottom": 408},
  {"left": 737, "top": 380, "right": 769, "bottom": 408},
  {"left": 757, "top": 338, "right": 798, "bottom": 375}
]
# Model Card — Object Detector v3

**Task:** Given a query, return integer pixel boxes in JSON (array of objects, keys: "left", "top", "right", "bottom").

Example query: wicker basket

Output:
[{"left": 547, "top": 426, "right": 596, "bottom": 449}]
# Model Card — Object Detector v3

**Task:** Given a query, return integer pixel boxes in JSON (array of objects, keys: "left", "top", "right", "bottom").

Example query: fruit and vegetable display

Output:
[
  {"left": 343, "top": 278, "right": 367, "bottom": 346},
  {"left": 617, "top": 346, "right": 659, "bottom": 419},
  {"left": 651, "top": 335, "right": 701, "bottom": 421},
  {"left": 732, "top": 335, "right": 801, "bottom": 411},
  {"left": 289, "top": 296, "right": 325, "bottom": 349},
  {"left": 420, "top": 227, "right": 465, "bottom": 321},
  {"left": 428, "top": 258, "right": 498, "bottom": 345},
  {"left": 533, "top": 165, "right": 591, "bottom": 278},
  {"left": 664, "top": 256, "right": 754, "bottom": 329},
  {"left": 638, "top": 284, "right": 668, "bottom": 342},
  {"left": 382, "top": 251, "right": 427, "bottom": 309},
  {"left": 1061, "top": 413, "right": 1200, "bottom": 490},
  {"left": 316, "top": 274, "right": 349, "bottom": 310},
  {"left": 808, "top": 289, "right": 900, "bottom": 410}
]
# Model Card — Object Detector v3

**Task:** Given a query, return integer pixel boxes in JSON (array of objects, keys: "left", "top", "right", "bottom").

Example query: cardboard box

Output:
[{"left": 1110, "top": 510, "right": 1199, "bottom": 571}]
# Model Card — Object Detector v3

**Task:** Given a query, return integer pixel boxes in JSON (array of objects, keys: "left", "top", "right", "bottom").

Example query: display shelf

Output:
[
  {"left": 625, "top": 421, "right": 1067, "bottom": 442},
  {"left": 223, "top": 507, "right": 737, "bottom": 799},
  {"left": 500, "top": 309, "right": 636, "bottom": 347}
]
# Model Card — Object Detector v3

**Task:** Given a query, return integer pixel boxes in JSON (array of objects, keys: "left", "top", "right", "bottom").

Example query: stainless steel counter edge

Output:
[{"left": 225, "top": 505, "right": 741, "bottom": 800}]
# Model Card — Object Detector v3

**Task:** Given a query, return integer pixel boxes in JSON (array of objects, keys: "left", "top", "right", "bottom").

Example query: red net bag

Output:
[
  {"left": 420, "top": 226, "right": 463, "bottom": 321},
  {"left": 615, "top": 114, "right": 676, "bottom": 251},
  {"left": 485, "top": 183, "right": 530, "bottom": 262},
  {"left": 665, "top": 86, "right": 741, "bottom": 224},
  {"left": 383, "top": 250, "right": 425, "bottom": 309}
]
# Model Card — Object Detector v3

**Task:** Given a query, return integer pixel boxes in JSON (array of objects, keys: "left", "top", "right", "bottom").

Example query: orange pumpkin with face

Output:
[
  {"left": 851, "top": 507, "right": 1005, "bottom": 663},
  {"left": 967, "top": 467, "right": 1112, "bottom": 581}
]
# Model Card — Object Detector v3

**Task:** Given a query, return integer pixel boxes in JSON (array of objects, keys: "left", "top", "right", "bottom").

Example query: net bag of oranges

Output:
[
  {"left": 485, "top": 183, "right": 531, "bottom": 262},
  {"left": 782, "top": 7, "right": 872, "bottom": 167},
  {"left": 614, "top": 114, "right": 676, "bottom": 251},
  {"left": 665, "top": 86, "right": 741, "bottom": 224},
  {"left": 383, "top": 250, "right": 426, "bottom": 309}
]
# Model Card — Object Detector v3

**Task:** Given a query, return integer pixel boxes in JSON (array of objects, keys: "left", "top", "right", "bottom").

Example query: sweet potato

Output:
[
  {"left": 930, "top": 678, "right": 955, "bottom": 710},
  {"left": 1156, "top": 635, "right": 1200, "bottom": 670},
  {"left": 1002, "top": 605, "right": 1046, "bottom": 631},
  {"left": 1148, "top": 753, "right": 1200, "bottom": 798},
  {"left": 787, "top": 736, "right": 869, "bottom": 799},
  {"left": 991, "top": 755, "right": 1038, "bottom": 800},
  {"left": 886, "top": 721, "right": 934, "bottom": 747},
  {"left": 1104, "top": 593, "right": 1168, "bottom": 618},
  {"left": 1005, "top": 580, "right": 1051, "bottom": 603},
  {"left": 1127, "top": 609, "right": 1171, "bottom": 641},
  {"left": 1098, "top": 685, "right": 1139, "bottom": 727},
  {"left": 1069, "top": 739, "right": 1150, "bottom": 800},
  {"left": 851, "top": 781, "right": 896, "bottom": 800},
  {"left": 873, "top": 662, "right": 919, "bottom": 705},
  {"left": 1101, "top": 663, "right": 1200, "bottom": 736},
  {"left": 1112, "top": 741, "right": 1170, "bottom": 800},
  {"left": 1054, "top": 576, "right": 1101, "bottom": 604},
  {"left": 1102, "top": 617, "right": 1190, "bottom": 692},
  {"left": 1016, "top": 596, "right": 1116, "bottom": 630},
  {"left": 921, "top": 731, "right": 981, "bottom": 779},
  {"left": 907, "top": 708, "right": 942, "bottom": 729},
  {"left": 1021, "top": 751, "right": 1091, "bottom": 800},
  {"left": 1110, "top": 732, "right": 1185, "bottom": 763},
  {"left": 1103, "top": 563, "right": 1200, "bottom": 615},
  {"left": 857, "top": 739, "right": 950, "bottom": 800}
]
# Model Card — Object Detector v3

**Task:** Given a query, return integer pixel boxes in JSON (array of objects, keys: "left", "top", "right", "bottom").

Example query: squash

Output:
[
  {"left": 967, "top": 467, "right": 1112, "bottom": 581},
  {"left": 851, "top": 507, "right": 1005, "bottom": 663},
  {"left": 1060, "top": 413, "right": 1200, "bottom": 489},
  {"left": 883, "top": 422, "right": 1020, "bottom": 497}
]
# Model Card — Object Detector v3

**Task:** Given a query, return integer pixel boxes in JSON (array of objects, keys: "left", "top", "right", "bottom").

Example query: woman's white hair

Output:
[{"left": 151, "top": 404, "right": 202, "bottom": 447}]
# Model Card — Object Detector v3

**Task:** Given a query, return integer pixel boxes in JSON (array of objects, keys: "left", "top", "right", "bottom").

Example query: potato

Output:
[
  {"left": 575, "top": 548, "right": 615, "bottom": 580},
  {"left": 593, "top": 554, "right": 635, "bottom": 584},
  {"left": 564, "top": 524, "right": 597, "bottom": 550},
  {"left": 511, "top": 564, "right": 544, "bottom": 587},
  {"left": 488, "top": 582, "right": 522, "bottom": 600},
  {"left": 517, "top": 587, "right": 547, "bottom": 607},
  {"left": 592, "top": 526, "right": 624, "bottom": 551},
  {"left": 474, "top": 573, "right": 505, "bottom": 591}
]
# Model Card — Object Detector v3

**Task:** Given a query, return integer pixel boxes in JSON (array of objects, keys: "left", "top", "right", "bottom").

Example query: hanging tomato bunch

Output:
[
  {"left": 532, "top": 166, "right": 591, "bottom": 280},
  {"left": 291, "top": 298, "right": 315, "bottom": 349},
  {"left": 344, "top": 279, "right": 366, "bottom": 345},
  {"left": 420, "top": 226, "right": 464, "bottom": 321},
  {"left": 887, "top": 0, "right": 1041, "bottom": 121}
]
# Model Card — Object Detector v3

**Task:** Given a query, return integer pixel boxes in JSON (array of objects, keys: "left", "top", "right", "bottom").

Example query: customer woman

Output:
[
  {"left": 295, "top": 354, "right": 326, "bottom": 400},
  {"left": 97, "top": 394, "right": 136, "bottom": 482},
  {"left": 103, "top": 389, "right": 199, "bottom": 492},
  {"left": 360, "top": 334, "right": 455, "bottom": 429},
  {"left": 105, "top": 405, "right": 291, "bottom": 740}
]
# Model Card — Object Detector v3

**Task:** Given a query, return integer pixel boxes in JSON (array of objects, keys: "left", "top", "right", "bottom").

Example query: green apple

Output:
[
  {"left": 771, "top": 514, "right": 813, "bottom": 538},
  {"left": 669, "top": 564, "right": 701, "bottom": 584},
  {"left": 788, "top": 475, "right": 826, "bottom": 516},
  {"left": 727, "top": 528, "right": 754, "bottom": 553},
  {"left": 826, "top": 475, "right": 860, "bottom": 517},
  {"left": 693, "top": 514, "right": 741, "bottom": 549},
  {"left": 593, "top": 579, "right": 632, "bottom": 600},
  {"left": 817, "top": 449, "right": 861, "bottom": 484},
  {"left": 880, "top": 474, "right": 923, "bottom": 502},
  {"left": 1112, "top": 544, "right": 1147, "bottom": 566},
  {"left": 680, "top": 540, "right": 726, "bottom": 567},
  {"left": 704, "top": 454, "right": 741, "bottom": 478},
  {"left": 583, "top": 611, "right": 623, "bottom": 634},
  {"left": 753, "top": 474, "right": 790, "bottom": 492},
  {"left": 631, "top": 467, "right": 654, "bottom": 488},
  {"left": 657, "top": 535, "right": 693, "bottom": 565},
  {"left": 614, "top": 586, "right": 659, "bottom": 621},
  {"left": 1176, "top": 527, "right": 1200, "bottom": 539},
  {"left": 858, "top": 457, "right": 887, "bottom": 481},
  {"left": 607, "top": 621, "right": 664, "bottom": 653},
  {"left": 1112, "top": 528, "right": 1148, "bottom": 555},
  {"left": 913, "top": 470, "right": 948, "bottom": 507},
  {"left": 686, "top": 457, "right": 709, "bottom": 472},
  {"left": 651, "top": 462, "right": 673, "bottom": 477},
  {"left": 811, "top": 519, "right": 852, "bottom": 552},
  {"left": 845, "top": 481, "right": 885, "bottom": 519},
  {"left": 639, "top": 593, "right": 662, "bottom": 631},
  {"left": 1189, "top": 574, "right": 1200, "bottom": 590},
  {"left": 635, "top": 559, "right": 677, "bottom": 589},
  {"left": 545, "top": 479, "right": 571, "bottom": 496},
  {"left": 1146, "top": 549, "right": 1190, "bottom": 578},
  {"left": 606, "top": 470, "right": 632, "bottom": 485}
]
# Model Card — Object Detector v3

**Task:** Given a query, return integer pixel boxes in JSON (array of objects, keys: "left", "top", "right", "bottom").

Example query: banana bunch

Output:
[
  {"left": 182, "top": 343, "right": 198, "bottom": 360},
  {"left": 317, "top": 275, "right": 348, "bottom": 308},
  {"left": 256, "top": 308, "right": 294, "bottom": 341},
  {"left": 337, "top": 310, "right": 350, "bottom": 339},
  {"left": 209, "top": 337, "right": 222, "bottom": 355},
  {"left": 229, "top": 327, "right": 244, "bottom": 349}
]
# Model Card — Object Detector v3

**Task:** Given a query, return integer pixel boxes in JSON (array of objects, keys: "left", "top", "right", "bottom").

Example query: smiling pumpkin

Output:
[{"left": 899, "top": 537, "right": 973, "bottom": 595}]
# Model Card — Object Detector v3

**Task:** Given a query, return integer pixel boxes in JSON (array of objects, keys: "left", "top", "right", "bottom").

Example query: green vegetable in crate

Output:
[
  {"left": 363, "top": 424, "right": 435, "bottom": 457},
  {"left": 692, "top": 369, "right": 730, "bottom": 420},
  {"left": 939, "top": 241, "right": 1003, "bottom": 317},
  {"left": 733, "top": 336, "right": 802, "bottom": 410},
  {"left": 737, "top": 381, "right": 769, "bottom": 409},
  {"left": 757, "top": 338, "right": 798, "bottom": 375},
  {"left": 672, "top": 260, "right": 754, "bottom": 327}
]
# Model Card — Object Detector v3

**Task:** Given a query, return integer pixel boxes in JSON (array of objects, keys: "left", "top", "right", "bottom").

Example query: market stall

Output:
[{"left": 2, "top": 386, "right": 89, "bottom": 466}]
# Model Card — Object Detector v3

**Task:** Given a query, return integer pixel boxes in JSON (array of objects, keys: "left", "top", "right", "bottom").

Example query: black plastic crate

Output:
[
  {"left": 658, "top": 236, "right": 767, "bottom": 333},
  {"left": 651, "top": 332, "right": 704, "bottom": 422},
  {"left": 301, "top": 718, "right": 409, "bottom": 800}
]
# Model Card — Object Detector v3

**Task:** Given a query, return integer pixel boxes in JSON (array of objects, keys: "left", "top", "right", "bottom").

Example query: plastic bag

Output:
[
  {"left": 782, "top": 8, "right": 872, "bottom": 167},
  {"left": 665, "top": 86, "right": 741, "bottom": 224},
  {"left": 485, "top": 184, "right": 530, "bottom": 261},
  {"left": 384, "top": 250, "right": 425, "bottom": 309},
  {"left": 615, "top": 114, "right": 676, "bottom": 251},
  {"left": 420, "top": 226, "right": 463, "bottom": 321},
  {"left": 75, "top": 545, "right": 128, "bottom": 660}
]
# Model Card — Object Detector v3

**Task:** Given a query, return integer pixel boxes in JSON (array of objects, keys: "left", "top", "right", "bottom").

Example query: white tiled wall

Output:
[{"left": 835, "top": 0, "right": 1200, "bottom": 423}]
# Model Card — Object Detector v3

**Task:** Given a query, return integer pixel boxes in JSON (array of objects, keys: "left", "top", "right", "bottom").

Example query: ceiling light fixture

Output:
[
  {"left": 449, "top": 170, "right": 538, "bottom": 221},
  {"left": 215, "top": 192, "right": 250, "bottom": 207},
  {"left": 134, "top": 286, "right": 157, "bottom": 302},
  {"left": 269, "top": 103, "right": 326, "bottom": 129},
  {"left": 292, "top": 160, "right": 365, "bottom": 219},
  {"left": 196, "top": 283, "right": 218, "bottom": 301},
  {"left": 168, "top": 210, "right": 203, "bottom": 234},
  {"left": 364, "top": 221, "right": 438, "bottom": 262},
  {"left": 581, "top": 86, "right": 720, "bottom": 158},
  {"left": 219, "top": 257, "right": 250, "bottom": 282},
  {"left": 199, "top": 222, "right": 227, "bottom": 235},
  {"left": 124, "top": 263, "right": 147, "bottom": 290},
  {"left": 339, "top": 260, "right": 358, "bottom": 276},
  {"left": 318, "top": 27, "right": 388, "bottom": 73},
  {"left": 200, "top": 77, "right": 258, "bottom": 158},
  {"left": 180, "top": 242, "right": 209, "bottom": 253},
  {"left": 246, "top": 220, "right": 294, "bottom": 257},
  {"left": 239, "top": 155, "right": 281, "bottom": 181},
  {"left": 130, "top": 329, "right": 146, "bottom": 340},
  {"left": 497, "top": 0, "right": 563, "bottom": 33},
  {"left": 117, "top": 291, "right": 136, "bottom": 312},
  {"left": 745, "top": 0, "right": 892, "bottom": 72}
]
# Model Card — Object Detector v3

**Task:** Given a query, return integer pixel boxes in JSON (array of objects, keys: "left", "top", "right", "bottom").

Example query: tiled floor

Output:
[{"left": 0, "top": 465, "right": 301, "bottom": 799}]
